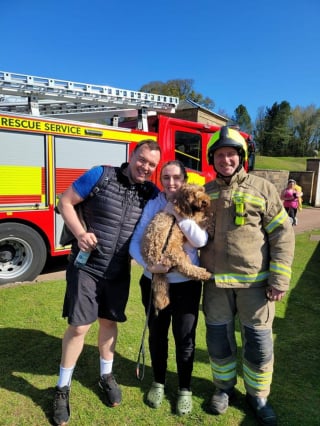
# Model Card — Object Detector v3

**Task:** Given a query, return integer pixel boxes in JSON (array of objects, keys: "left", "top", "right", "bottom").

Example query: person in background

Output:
[
  {"left": 281, "top": 179, "right": 303, "bottom": 225},
  {"left": 129, "top": 160, "right": 208, "bottom": 416},
  {"left": 294, "top": 182, "right": 303, "bottom": 214},
  {"left": 200, "top": 127, "right": 295, "bottom": 425},
  {"left": 53, "top": 140, "right": 161, "bottom": 426}
]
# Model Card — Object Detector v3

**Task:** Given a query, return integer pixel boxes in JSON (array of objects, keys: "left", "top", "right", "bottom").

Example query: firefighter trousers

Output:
[{"left": 202, "top": 284, "right": 275, "bottom": 398}]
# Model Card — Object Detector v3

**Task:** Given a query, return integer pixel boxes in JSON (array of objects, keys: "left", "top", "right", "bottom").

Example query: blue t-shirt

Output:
[{"left": 73, "top": 166, "right": 104, "bottom": 199}]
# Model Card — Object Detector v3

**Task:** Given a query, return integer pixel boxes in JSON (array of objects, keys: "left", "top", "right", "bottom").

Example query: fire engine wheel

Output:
[{"left": 0, "top": 223, "right": 47, "bottom": 285}]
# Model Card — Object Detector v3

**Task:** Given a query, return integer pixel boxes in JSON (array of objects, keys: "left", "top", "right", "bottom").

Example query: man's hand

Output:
[{"left": 77, "top": 232, "right": 98, "bottom": 252}]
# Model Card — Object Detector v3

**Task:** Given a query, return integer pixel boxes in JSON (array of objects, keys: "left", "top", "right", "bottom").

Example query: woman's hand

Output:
[
  {"left": 163, "top": 201, "right": 176, "bottom": 215},
  {"left": 163, "top": 201, "right": 183, "bottom": 222}
]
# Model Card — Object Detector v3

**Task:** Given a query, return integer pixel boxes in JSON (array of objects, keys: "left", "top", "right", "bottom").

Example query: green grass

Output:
[
  {"left": 1, "top": 230, "right": 320, "bottom": 425},
  {"left": 254, "top": 156, "right": 308, "bottom": 171}
]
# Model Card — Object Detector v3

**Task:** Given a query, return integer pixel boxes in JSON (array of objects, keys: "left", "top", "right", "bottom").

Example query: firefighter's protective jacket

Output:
[{"left": 200, "top": 168, "right": 295, "bottom": 291}]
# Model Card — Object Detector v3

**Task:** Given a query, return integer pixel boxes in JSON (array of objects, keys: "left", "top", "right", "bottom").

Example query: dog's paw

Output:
[{"left": 199, "top": 269, "right": 213, "bottom": 280}]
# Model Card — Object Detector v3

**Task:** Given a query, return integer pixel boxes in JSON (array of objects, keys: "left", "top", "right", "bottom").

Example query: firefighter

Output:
[{"left": 200, "top": 127, "right": 295, "bottom": 425}]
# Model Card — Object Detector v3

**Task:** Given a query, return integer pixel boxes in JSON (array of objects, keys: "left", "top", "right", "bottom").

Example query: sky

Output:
[{"left": 1, "top": 0, "right": 319, "bottom": 121}]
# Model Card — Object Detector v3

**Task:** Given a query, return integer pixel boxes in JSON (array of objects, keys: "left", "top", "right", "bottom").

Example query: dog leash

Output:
[
  {"left": 136, "top": 278, "right": 153, "bottom": 381},
  {"left": 136, "top": 215, "right": 176, "bottom": 381}
]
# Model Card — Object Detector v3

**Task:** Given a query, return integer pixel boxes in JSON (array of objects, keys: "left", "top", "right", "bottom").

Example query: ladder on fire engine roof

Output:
[{"left": 0, "top": 71, "right": 179, "bottom": 130}]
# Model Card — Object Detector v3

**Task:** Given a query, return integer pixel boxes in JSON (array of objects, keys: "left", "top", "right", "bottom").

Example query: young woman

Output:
[
  {"left": 281, "top": 179, "right": 303, "bottom": 225},
  {"left": 129, "top": 160, "right": 208, "bottom": 416}
]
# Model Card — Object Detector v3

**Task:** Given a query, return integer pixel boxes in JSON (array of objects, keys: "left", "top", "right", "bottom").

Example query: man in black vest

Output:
[{"left": 53, "top": 140, "right": 161, "bottom": 426}]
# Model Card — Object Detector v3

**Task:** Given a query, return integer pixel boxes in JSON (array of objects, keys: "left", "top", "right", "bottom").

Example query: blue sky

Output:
[{"left": 1, "top": 0, "right": 319, "bottom": 121}]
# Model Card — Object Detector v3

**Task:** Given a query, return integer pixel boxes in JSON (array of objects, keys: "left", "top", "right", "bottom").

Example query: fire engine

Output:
[{"left": 0, "top": 71, "right": 253, "bottom": 284}]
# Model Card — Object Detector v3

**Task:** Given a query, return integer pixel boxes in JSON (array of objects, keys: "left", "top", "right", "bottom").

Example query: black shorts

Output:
[{"left": 62, "top": 262, "right": 130, "bottom": 326}]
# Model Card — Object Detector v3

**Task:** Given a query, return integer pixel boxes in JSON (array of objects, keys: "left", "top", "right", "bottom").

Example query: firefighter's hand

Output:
[
  {"left": 266, "top": 287, "right": 286, "bottom": 301},
  {"left": 77, "top": 232, "right": 98, "bottom": 252}
]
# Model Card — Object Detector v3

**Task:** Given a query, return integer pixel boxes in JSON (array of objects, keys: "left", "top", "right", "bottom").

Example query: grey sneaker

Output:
[
  {"left": 210, "top": 388, "right": 234, "bottom": 415},
  {"left": 53, "top": 386, "right": 70, "bottom": 426},
  {"left": 99, "top": 373, "right": 122, "bottom": 407}
]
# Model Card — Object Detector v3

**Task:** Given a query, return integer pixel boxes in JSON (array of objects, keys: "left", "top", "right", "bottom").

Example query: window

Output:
[{"left": 175, "top": 131, "right": 202, "bottom": 171}]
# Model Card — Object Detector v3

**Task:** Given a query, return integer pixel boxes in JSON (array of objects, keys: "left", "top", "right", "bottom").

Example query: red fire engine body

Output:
[{"left": 0, "top": 71, "right": 252, "bottom": 284}]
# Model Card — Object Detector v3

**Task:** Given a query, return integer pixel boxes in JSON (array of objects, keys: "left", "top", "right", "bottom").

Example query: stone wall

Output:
[
  {"left": 250, "top": 169, "right": 315, "bottom": 205},
  {"left": 288, "top": 171, "right": 314, "bottom": 205},
  {"left": 250, "top": 170, "right": 289, "bottom": 195},
  {"left": 306, "top": 159, "right": 320, "bottom": 207}
]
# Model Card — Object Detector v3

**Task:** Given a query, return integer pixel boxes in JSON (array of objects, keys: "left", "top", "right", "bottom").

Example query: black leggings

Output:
[
  {"left": 285, "top": 206, "right": 297, "bottom": 220},
  {"left": 140, "top": 274, "right": 202, "bottom": 390}
]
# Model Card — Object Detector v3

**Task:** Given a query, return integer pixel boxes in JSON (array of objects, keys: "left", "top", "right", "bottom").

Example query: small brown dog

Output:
[{"left": 141, "top": 183, "right": 212, "bottom": 313}]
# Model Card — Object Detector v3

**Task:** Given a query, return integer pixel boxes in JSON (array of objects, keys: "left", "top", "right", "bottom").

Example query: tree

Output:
[
  {"left": 290, "top": 105, "right": 320, "bottom": 156},
  {"left": 140, "top": 79, "right": 215, "bottom": 110},
  {"left": 254, "top": 106, "right": 267, "bottom": 153},
  {"left": 232, "top": 104, "right": 253, "bottom": 134},
  {"left": 255, "top": 101, "right": 292, "bottom": 156}
]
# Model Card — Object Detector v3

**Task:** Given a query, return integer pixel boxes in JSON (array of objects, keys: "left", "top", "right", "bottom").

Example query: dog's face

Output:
[{"left": 172, "top": 183, "right": 211, "bottom": 218}]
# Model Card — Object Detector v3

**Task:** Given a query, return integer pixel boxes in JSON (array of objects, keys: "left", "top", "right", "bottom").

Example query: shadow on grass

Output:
[
  {"left": 0, "top": 328, "right": 215, "bottom": 424},
  {"left": 0, "top": 328, "right": 61, "bottom": 424},
  {"left": 271, "top": 237, "right": 320, "bottom": 424},
  {"left": 0, "top": 328, "right": 147, "bottom": 424}
]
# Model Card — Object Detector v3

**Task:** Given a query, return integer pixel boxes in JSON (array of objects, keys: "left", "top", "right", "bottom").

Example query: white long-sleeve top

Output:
[{"left": 129, "top": 192, "right": 208, "bottom": 283}]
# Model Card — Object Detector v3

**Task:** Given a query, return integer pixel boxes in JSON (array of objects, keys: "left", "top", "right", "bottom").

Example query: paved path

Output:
[{"left": 293, "top": 207, "right": 320, "bottom": 234}]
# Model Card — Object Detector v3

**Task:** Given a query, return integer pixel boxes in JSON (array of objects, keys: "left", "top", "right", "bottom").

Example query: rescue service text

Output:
[{"left": 0, "top": 117, "right": 81, "bottom": 135}]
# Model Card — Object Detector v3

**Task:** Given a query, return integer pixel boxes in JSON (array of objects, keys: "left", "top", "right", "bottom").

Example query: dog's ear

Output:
[
  {"left": 190, "top": 188, "right": 209, "bottom": 210},
  {"left": 200, "top": 198, "right": 209, "bottom": 210},
  {"left": 200, "top": 193, "right": 211, "bottom": 210},
  {"left": 173, "top": 185, "right": 193, "bottom": 217}
]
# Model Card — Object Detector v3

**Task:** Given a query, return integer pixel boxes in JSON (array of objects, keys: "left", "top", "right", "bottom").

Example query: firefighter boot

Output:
[
  {"left": 210, "top": 388, "right": 235, "bottom": 415},
  {"left": 246, "top": 394, "right": 277, "bottom": 425}
]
